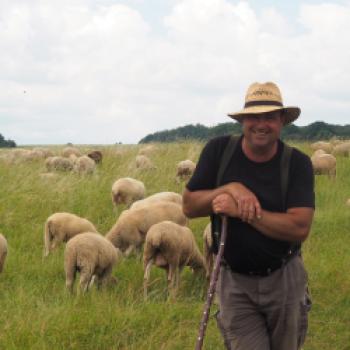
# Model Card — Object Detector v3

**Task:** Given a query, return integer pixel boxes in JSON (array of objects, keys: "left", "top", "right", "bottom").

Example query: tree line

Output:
[
  {"left": 138, "top": 121, "right": 350, "bottom": 143},
  {"left": 0, "top": 133, "right": 16, "bottom": 148}
]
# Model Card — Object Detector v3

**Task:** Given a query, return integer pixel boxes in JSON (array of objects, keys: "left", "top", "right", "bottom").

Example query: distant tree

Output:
[
  {"left": 138, "top": 120, "right": 350, "bottom": 143},
  {"left": 0, "top": 133, "right": 16, "bottom": 148}
]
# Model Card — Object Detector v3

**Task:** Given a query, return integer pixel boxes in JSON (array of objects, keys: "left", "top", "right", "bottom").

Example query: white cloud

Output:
[{"left": 0, "top": 0, "right": 350, "bottom": 144}]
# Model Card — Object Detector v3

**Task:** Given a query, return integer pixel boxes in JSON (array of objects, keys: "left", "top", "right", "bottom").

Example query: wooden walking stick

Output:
[{"left": 195, "top": 216, "right": 228, "bottom": 350}]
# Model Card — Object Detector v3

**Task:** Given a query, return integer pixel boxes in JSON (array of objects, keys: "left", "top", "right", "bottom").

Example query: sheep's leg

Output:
[
  {"left": 207, "top": 253, "right": 215, "bottom": 281},
  {"left": 173, "top": 267, "right": 181, "bottom": 297},
  {"left": 143, "top": 259, "right": 153, "bottom": 300},
  {"left": 79, "top": 267, "right": 94, "bottom": 294},
  {"left": 167, "top": 265, "right": 178, "bottom": 300},
  {"left": 88, "top": 275, "right": 96, "bottom": 289},
  {"left": 50, "top": 238, "right": 59, "bottom": 253},
  {"left": 97, "top": 266, "right": 113, "bottom": 289},
  {"left": 135, "top": 244, "right": 143, "bottom": 261},
  {"left": 65, "top": 266, "right": 76, "bottom": 294},
  {"left": 124, "top": 245, "right": 135, "bottom": 257}
]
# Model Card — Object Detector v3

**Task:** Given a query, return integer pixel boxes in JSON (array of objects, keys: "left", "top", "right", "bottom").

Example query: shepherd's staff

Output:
[{"left": 195, "top": 215, "right": 228, "bottom": 350}]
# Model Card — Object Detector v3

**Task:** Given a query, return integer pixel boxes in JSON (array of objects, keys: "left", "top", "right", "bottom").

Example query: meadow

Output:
[{"left": 0, "top": 141, "right": 349, "bottom": 350}]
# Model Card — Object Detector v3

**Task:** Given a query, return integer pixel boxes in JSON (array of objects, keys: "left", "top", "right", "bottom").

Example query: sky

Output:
[{"left": 0, "top": 0, "right": 350, "bottom": 145}]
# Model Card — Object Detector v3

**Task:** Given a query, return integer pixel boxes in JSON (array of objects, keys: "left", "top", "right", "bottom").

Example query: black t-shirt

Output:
[{"left": 187, "top": 135, "right": 315, "bottom": 273}]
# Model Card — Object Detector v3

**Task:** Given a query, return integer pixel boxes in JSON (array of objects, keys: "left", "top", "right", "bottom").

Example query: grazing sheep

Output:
[
  {"left": 0, "top": 233, "right": 8, "bottom": 273},
  {"left": 23, "top": 149, "right": 46, "bottom": 161},
  {"left": 33, "top": 147, "right": 54, "bottom": 158},
  {"left": 44, "top": 212, "right": 98, "bottom": 257},
  {"left": 311, "top": 153, "right": 336, "bottom": 178},
  {"left": 106, "top": 202, "right": 188, "bottom": 256},
  {"left": 310, "top": 141, "right": 333, "bottom": 154},
  {"left": 45, "top": 156, "right": 74, "bottom": 172},
  {"left": 73, "top": 155, "right": 96, "bottom": 174},
  {"left": 143, "top": 221, "right": 205, "bottom": 299},
  {"left": 346, "top": 198, "right": 350, "bottom": 207},
  {"left": 138, "top": 144, "right": 158, "bottom": 156},
  {"left": 45, "top": 157, "right": 58, "bottom": 171},
  {"left": 135, "top": 155, "right": 156, "bottom": 170},
  {"left": 87, "top": 150, "right": 103, "bottom": 164},
  {"left": 203, "top": 223, "right": 214, "bottom": 280},
  {"left": 332, "top": 142, "right": 350, "bottom": 157},
  {"left": 62, "top": 147, "right": 82, "bottom": 158},
  {"left": 64, "top": 232, "right": 121, "bottom": 293},
  {"left": 176, "top": 160, "right": 196, "bottom": 182},
  {"left": 312, "top": 149, "right": 326, "bottom": 157},
  {"left": 130, "top": 192, "right": 182, "bottom": 210},
  {"left": 111, "top": 177, "right": 145, "bottom": 207}
]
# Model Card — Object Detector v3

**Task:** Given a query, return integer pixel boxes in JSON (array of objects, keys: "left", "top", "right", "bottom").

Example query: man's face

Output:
[{"left": 241, "top": 110, "right": 284, "bottom": 150}]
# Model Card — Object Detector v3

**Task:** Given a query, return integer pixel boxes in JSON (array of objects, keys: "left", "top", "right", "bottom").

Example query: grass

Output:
[{"left": 0, "top": 142, "right": 349, "bottom": 349}]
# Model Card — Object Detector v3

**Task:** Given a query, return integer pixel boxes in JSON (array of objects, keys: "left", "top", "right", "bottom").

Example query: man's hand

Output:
[
  {"left": 212, "top": 193, "right": 238, "bottom": 218},
  {"left": 225, "top": 182, "right": 262, "bottom": 222}
]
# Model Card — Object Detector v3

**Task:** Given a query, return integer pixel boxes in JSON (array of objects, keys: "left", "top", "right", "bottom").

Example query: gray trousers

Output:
[{"left": 216, "top": 255, "right": 311, "bottom": 350}]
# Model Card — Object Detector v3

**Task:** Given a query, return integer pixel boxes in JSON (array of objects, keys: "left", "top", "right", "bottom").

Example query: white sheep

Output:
[
  {"left": 135, "top": 155, "right": 156, "bottom": 170},
  {"left": 332, "top": 142, "right": 350, "bottom": 157},
  {"left": 33, "top": 147, "right": 54, "bottom": 158},
  {"left": 203, "top": 223, "right": 215, "bottom": 280},
  {"left": 0, "top": 233, "right": 8, "bottom": 273},
  {"left": 44, "top": 212, "right": 98, "bottom": 257},
  {"left": 62, "top": 147, "right": 82, "bottom": 158},
  {"left": 111, "top": 177, "right": 145, "bottom": 207},
  {"left": 311, "top": 149, "right": 326, "bottom": 157},
  {"left": 143, "top": 221, "right": 205, "bottom": 299},
  {"left": 311, "top": 153, "right": 336, "bottom": 178},
  {"left": 176, "top": 159, "right": 196, "bottom": 182},
  {"left": 106, "top": 201, "right": 188, "bottom": 256},
  {"left": 23, "top": 149, "right": 46, "bottom": 161},
  {"left": 310, "top": 141, "right": 333, "bottom": 154},
  {"left": 45, "top": 156, "right": 74, "bottom": 172},
  {"left": 138, "top": 144, "right": 158, "bottom": 156},
  {"left": 130, "top": 192, "right": 182, "bottom": 210},
  {"left": 64, "top": 232, "right": 121, "bottom": 293},
  {"left": 73, "top": 155, "right": 96, "bottom": 174}
]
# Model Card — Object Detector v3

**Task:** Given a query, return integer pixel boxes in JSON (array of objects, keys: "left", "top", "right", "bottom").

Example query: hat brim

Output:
[{"left": 227, "top": 106, "right": 300, "bottom": 125}]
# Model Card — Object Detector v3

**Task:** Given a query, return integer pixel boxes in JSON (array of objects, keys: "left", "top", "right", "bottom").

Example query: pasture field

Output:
[{"left": 0, "top": 141, "right": 349, "bottom": 350}]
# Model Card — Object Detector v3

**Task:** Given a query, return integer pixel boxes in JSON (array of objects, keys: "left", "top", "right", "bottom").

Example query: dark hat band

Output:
[{"left": 244, "top": 100, "right": 283, "bottom": 108}]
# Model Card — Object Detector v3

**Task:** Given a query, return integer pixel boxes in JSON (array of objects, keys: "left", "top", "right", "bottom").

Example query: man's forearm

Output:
[
  {"left": 250, "top": 207, "right": 314, "bottom": 242},
  {"left": 182, "top": 187, "right": 231, "bottom": 218}
]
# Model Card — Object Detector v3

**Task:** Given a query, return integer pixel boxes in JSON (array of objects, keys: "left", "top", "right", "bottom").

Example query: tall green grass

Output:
[{"left": 0, "top": 142, "right": 349, "bottom": 349}]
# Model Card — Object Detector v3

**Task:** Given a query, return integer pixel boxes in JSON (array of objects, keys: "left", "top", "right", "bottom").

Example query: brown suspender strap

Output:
[
  {"left": 280, "top": 143, "right": 293, "bottom": 211},
  {"left": 216, "top": 136, "right": 240, "bottom": 187}
]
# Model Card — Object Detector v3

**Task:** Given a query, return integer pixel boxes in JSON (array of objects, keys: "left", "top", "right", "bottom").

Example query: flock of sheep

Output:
[
  {"left": 0, "top": 144, "right": 203, "bottom": 298},
  {"left": 310, "top": 139, "right": 350, "bottom": 178},
  {"left": 1, "top": 138, "right": 347, "bottom": 298},
  {"left": 42, "top": 186, "right": 211, "bottom": 297}
]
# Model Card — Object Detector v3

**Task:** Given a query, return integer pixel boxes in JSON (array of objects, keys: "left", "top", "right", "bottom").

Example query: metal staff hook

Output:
[{"left": 195, "top": 216, "right": 228, "bottom": 350}]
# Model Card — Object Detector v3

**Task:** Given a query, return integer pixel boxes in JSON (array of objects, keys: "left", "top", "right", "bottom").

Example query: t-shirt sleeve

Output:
[
  {"left": 186, "top": 137, "right": 226, "bottom": 191},
  {"left": 286, "top": 150, "right": 315, "bottom": 209}
]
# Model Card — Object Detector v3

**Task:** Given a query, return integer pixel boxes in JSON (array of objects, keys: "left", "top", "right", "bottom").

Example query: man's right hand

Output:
[{"left": 225, "top": 182, "right": 262, "bottom": 222}]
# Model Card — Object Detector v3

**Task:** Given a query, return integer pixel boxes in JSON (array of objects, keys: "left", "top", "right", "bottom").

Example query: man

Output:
[{"left": 183, "top": 82, "right": 315, "bottom": 350}]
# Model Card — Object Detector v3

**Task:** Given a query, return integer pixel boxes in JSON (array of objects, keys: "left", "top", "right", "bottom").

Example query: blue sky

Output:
[{"left": 0, "top": 0, "right": 350, "bottom": 145}]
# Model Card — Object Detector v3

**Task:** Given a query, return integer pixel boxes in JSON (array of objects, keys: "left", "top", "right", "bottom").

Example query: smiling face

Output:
[{"left": 241, "top": 110, "right": 284, "bottom": 156}]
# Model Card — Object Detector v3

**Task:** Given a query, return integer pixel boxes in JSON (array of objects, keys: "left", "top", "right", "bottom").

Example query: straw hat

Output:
[{"left": 227, "top": 82, "right": 300, "bottom": 125}]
